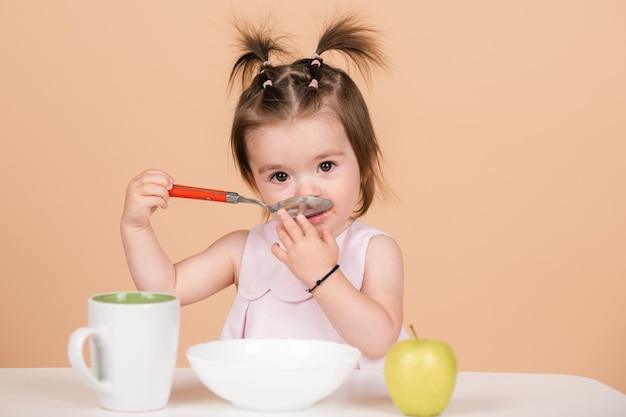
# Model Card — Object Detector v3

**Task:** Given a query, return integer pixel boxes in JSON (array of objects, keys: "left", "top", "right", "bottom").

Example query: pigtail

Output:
[
  {"left": 228, "top": 22, "right": 291, "bottom": 92},
  {"left": 313, "top": 14, "right": 388, "bottom": 83}
]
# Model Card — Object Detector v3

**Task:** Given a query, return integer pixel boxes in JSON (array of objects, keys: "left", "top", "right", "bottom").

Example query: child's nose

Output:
[{"left": 295, "top": 180, "right": 321, "bottom": 197}]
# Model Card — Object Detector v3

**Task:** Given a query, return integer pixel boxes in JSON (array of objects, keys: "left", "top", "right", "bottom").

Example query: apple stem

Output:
[{"left": 409, "top": 324, "right": 418, "bottom": 340}]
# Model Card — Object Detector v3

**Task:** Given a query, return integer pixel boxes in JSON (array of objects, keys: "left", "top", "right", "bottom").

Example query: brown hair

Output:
[{"left": 228, "top": 14, "right": 388, "bottom": 217}]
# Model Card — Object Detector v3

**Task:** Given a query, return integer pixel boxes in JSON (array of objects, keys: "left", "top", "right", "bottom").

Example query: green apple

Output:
[{"left": 384, "top": 325, "right": 457, "bottom": 416}]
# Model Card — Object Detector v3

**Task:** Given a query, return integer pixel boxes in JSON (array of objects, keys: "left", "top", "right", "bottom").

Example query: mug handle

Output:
[{"left": 67, "top": 326, "right": 112, "bottom": 395}]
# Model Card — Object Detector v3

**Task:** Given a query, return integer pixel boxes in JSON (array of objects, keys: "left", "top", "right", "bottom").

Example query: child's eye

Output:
[
  {"left": 271, "top": 171, "right": 289, "bottom": 183},
  {"left": 318, "top": 161, "right": 334, "bottom": 173}
]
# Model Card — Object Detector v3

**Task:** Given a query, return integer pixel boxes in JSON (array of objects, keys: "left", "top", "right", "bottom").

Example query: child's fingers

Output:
[
  {"left": 321, "top": 226, "right": 334, "bottom": 243},
  {"left": 133, "top": 169, "right": 174, "bottom": 190},
  {"left": 275, "top": 223, "right": 294, "bottom": 248},
  {"left": 295, "top": 214, "right": 318, "bottom": 236},
  {"left": 271, "top": 242, "right": 287, "bottom": 262},
  {"left": 276, "top": 209, "right": 304, "bottom": 239}
]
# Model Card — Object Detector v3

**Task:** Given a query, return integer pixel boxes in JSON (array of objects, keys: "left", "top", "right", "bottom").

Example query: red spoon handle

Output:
[{"left": 169, "top": 184, "right": 232, "bottom": 202}]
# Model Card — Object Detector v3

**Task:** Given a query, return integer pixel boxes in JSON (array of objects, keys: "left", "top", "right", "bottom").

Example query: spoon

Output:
[{"left": 169, "top": 184, "right": 333, "bottom": 218}]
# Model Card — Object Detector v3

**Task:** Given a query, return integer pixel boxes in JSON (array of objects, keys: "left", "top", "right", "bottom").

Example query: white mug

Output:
[{"left": 67, "top": 291, "right": 180, "bottom": 412}]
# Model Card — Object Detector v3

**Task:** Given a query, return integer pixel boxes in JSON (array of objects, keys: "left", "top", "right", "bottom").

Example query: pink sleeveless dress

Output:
[{"left": 220, "top": 220, "right": 407, "bottom": 368}]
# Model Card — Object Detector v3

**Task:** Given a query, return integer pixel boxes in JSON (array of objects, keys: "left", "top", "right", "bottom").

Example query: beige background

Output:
[{"left": 1, "top": 0, "right": 625, "bottom": 393}]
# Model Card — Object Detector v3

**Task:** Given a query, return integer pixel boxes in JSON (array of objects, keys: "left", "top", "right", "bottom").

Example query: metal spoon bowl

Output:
[{"left": 169, "top": 185, "right": 333, "bottom": 218}]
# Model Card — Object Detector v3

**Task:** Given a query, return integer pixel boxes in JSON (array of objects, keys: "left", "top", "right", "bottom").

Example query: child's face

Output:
[{"left": 246, "top": 111, "right": 362, "bottom": 236}]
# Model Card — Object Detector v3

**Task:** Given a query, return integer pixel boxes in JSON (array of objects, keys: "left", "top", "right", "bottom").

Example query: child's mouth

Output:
[{"left": 306, "top": 210, "right": 330, "bottom": 224}]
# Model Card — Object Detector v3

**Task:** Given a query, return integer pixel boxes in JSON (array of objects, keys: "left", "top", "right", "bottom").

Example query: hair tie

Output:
[
  {"left": 308, "top": 53, "right": 322, "bottom": 89},
  {"left": 310, "top": 53, "right": 322, "bottom": 67},
  {"left": 260, "top": 61, "right": 272, "bottom": 74}
]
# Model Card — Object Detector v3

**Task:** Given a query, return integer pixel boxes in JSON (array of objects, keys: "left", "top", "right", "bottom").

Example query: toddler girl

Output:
[{"left": 121, "top": 14, "right": 405, "bottom": 368}]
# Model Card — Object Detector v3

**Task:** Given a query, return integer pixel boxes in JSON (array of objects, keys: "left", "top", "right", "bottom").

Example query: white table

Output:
[{"left": 1, "top": 368, "right": 624, "bottom": 416}]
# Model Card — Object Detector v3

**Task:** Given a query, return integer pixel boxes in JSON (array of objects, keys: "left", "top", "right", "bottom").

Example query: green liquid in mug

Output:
[{"left": 93, "top": 292, "right": 176, "bottom": 304}]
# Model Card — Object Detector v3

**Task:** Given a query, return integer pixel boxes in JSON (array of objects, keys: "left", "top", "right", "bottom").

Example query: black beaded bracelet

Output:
[{"left": 306, "top": 265, "right": 340, "bottom": 293}]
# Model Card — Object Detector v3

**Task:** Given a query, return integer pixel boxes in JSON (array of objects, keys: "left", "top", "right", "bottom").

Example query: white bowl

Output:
[{"left": 186, "top": 338, "right": 361, "bottom": 412}]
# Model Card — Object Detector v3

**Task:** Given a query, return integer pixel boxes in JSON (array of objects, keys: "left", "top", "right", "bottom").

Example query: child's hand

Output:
[
  {"left": 121, "top": 169, "right": 174, "bottom": 231},
  {"left": 271, "top": 210, "right": 339, "bottom": 288}
]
